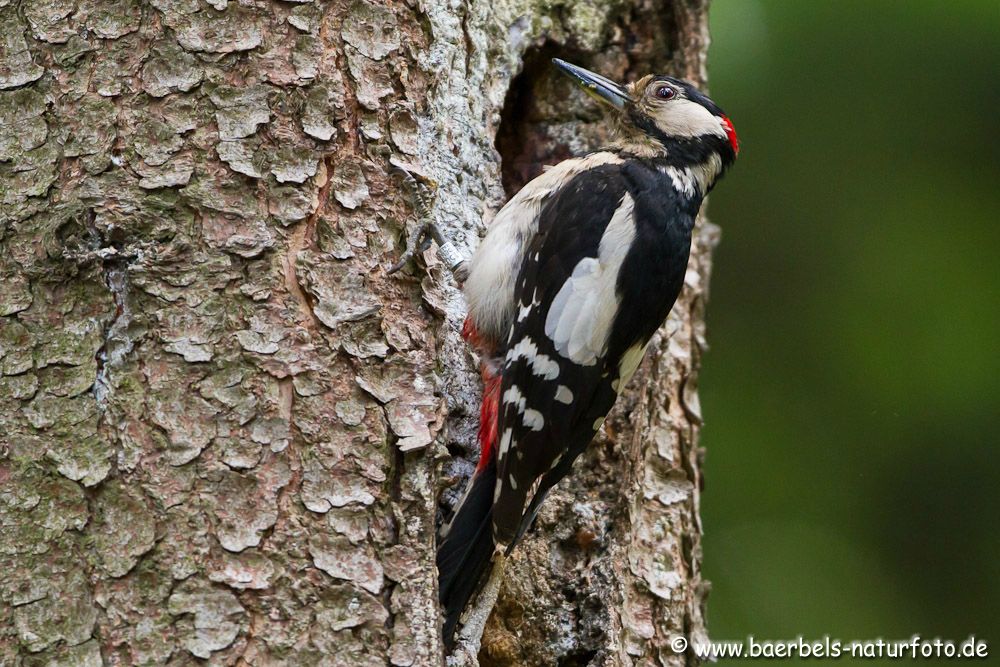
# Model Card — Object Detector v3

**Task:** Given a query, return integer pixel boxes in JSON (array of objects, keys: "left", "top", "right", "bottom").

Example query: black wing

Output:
[{"left": 491, "top": 159, "right": 695, "bottom": 547}]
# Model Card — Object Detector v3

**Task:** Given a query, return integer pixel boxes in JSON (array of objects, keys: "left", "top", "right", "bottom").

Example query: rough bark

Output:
[{"left": 0, "top": 0, "right": 716, "bottom": 665}]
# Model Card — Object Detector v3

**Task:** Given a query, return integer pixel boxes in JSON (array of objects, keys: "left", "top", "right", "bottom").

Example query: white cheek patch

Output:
[
  {"left": 544, "top": 195, "right": 636, "bottom": 365},
  {"left": 654, "top": 99, "right": 728, "bottom": 140}
]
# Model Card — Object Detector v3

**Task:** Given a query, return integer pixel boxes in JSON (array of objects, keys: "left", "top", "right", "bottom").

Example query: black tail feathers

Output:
[{"left": 437, "top": 458, "right": 497, "bottom": 649}]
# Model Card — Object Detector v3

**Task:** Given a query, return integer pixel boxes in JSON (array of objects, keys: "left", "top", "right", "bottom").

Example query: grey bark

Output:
[{"left": 0, "top": 0, "right": 716, "bottom": 665}]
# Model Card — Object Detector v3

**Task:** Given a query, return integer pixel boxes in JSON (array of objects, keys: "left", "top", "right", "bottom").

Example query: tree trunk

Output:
[{"left": 0, "top": 0, "right": 716, "bottom": 665}]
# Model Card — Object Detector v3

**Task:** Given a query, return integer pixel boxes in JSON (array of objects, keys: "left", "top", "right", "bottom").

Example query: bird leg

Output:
[
  {"left": 388, "top": 162, "right": 469, "bottom": 280},
  {"left": 446, "top": 550, "right": 506, "bottom": 667}
]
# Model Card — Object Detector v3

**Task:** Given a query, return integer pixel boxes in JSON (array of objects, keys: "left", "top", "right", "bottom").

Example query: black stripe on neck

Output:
[{"left": 626, "top": 110, "right": 736, "bottom": 170}]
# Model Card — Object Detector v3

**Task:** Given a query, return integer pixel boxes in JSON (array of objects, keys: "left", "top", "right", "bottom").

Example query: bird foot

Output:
[
  {"left": 386, "top": 217, "right": 434, "bottom": 275},
  {"left": 387, "top": 162, "right": 468, "bottom": 279}
]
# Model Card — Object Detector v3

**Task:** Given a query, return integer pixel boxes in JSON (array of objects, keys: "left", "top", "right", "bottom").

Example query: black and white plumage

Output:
[
  {"left": 491, "top": 157, "right": 703, "bottom": 544},
  {"left": 438, "top": 59, "right": 738, "bottom": 647}
]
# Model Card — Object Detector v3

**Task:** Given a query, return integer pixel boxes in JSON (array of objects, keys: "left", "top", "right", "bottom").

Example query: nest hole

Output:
[{"left": 495, "top": 43, "right": 598, "bottom": 197}]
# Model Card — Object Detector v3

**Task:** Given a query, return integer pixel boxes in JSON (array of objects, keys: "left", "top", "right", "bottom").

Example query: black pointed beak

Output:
[{"left": 552, "top": 58, "right": 630, "bottom": 110}]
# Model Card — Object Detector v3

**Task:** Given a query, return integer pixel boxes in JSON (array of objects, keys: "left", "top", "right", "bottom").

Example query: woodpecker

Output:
[{"left": 437, "top": 59, "right": 738, "bottom": 647}]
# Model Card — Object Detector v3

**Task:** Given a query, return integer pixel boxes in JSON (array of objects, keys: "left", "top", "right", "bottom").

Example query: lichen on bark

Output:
[{"left": 0, "top": 0, "right": 716, "bottom": 664}]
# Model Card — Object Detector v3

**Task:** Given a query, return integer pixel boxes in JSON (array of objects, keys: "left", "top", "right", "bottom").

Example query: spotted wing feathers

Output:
[
  {"left": 491, "top": 166, "right": 634, "bottom": 545},
  {"left": 488, "top": 157, "right": 698, "bottom": 547}
]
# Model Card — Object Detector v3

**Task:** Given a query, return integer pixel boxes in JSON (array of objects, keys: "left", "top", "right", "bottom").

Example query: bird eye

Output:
[{"left": 654, "top": 86, "right": 676, "bottom": 100}]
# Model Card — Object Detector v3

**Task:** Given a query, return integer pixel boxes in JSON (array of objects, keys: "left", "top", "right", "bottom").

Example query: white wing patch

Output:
[
  {"left": 502, "top": 385, "right": 526, "bottom": 412},
  {"left": 554, "top": 385, "right": 573, "bottom": 404},
  {"left": 544, "top": 194, "right": 636, "bottom": 365},
  {"left": 516, "top": 291, "right": 540, "bottom": 322},
  {"left": 522, "top": 408, "right": 544, "bottom": 431},
  {"left": 506, "top": 337, "right": 560, "bottom": 380},
  {"left": 463, "top": 152, "right": 625, "bottom": 343},
  {"left": 497, "top": 427, "right": 512, "bottom": 459},
  {"left": 501, "top": 383, "right": 544, "bottom": 431}
]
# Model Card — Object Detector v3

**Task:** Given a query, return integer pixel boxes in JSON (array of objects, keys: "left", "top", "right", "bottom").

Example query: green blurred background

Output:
[{"left": 701, "top": 0, "right": 999, "bottom": 662}]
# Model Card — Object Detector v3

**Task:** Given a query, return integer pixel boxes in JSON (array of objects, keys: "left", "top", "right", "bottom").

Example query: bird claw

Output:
[
  {"left": 387, "top": 161, "right": 469, "bottom": 278},
  {"left": 386, "top": 219, "right": 433, "bottom": 275}
]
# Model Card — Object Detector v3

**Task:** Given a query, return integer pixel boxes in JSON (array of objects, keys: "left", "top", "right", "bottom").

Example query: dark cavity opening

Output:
[
  {"left": 495, "top": 43, "right": 598, "bottom": 197},
  {"left": 558, "top": 649, "right": 599, "bottom": 667}
]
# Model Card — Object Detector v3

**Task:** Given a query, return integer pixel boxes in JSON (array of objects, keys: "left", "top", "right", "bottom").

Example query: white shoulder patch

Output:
[
  {"left": 463, "top": 152, "right": 624, "bottom": 343},
  {"left": 543, "top": 194, "right": 636, "bottom": 365}
]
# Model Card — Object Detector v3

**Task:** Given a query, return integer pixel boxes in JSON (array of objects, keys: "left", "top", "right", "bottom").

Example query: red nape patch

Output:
[
  {"left": 476, "top": 370, "right": 502, "bottom": 472},
  {"left": 721, "top": 115, "right": 740, "bottom": 155}
]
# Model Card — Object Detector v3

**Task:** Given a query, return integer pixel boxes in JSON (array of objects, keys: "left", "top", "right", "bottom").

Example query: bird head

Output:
[{"left": 553, "top": 59, "right": 738, "bottom": 174}]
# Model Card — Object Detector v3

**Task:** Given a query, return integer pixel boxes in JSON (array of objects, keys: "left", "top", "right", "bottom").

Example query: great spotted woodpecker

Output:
[{"left": 437, "top": 59, "right": 738, "bottom": 646}]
